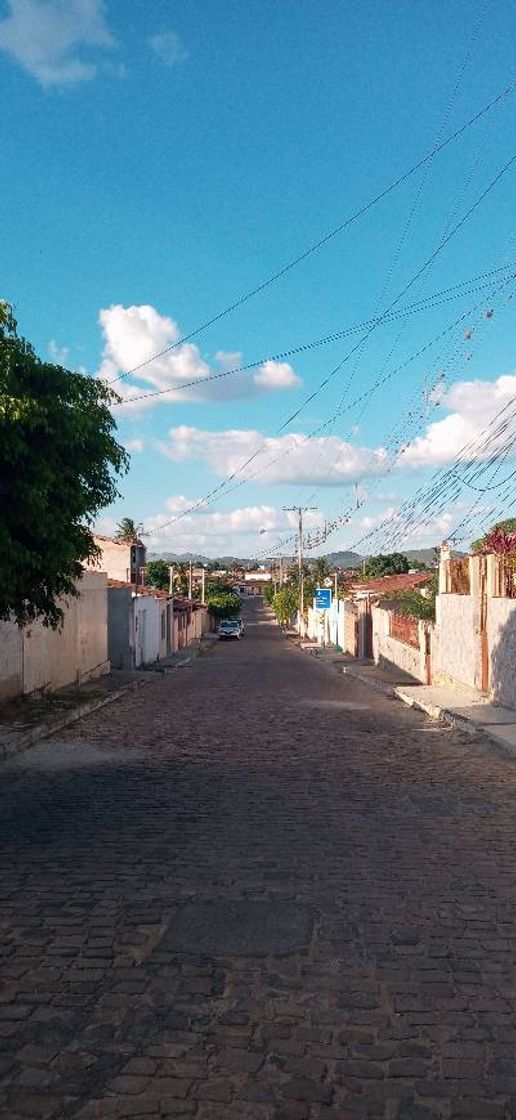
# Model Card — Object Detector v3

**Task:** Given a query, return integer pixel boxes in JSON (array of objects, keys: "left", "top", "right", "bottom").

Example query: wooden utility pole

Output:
[
  {"left": 283, "top": 506, "right": 317, "bottom": 635},
  {"left": 169, "top": 565, "right": 175, "bottom": 654},
  {"left": 188, "top": 560, "right": 193, "bottom": 599}
]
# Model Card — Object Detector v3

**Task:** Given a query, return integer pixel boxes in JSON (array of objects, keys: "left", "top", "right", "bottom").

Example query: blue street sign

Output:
[{"left": 315, "top": 587, "right": 332, "bottom": 610}]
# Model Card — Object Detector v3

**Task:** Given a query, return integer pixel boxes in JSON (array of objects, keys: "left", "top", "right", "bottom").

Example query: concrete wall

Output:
[
  {"left": 489, "top": 597, "right": 516, "bottom": 709},
  {"left": 372, "top": 605, "right": 423, "bottom": 681},
  {"left": 0, "top": 621, "right": 23, "bottom": 702},
  {"left": 23, "top": 572, "right": 109, "bottom": 694},
  {"left": 434, "top": 593, "right": 479, "bottom": 690}
]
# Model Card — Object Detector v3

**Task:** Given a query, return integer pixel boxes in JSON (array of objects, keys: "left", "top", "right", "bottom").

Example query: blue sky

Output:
[{"left": 2, "top": 0, "right": 516, "bottom": 558}]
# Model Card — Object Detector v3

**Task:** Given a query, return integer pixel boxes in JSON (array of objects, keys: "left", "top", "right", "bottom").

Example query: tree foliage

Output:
[
  {"left": 310, "top": 557, "right": 330, "bottom": 584},
  {"left": 272, "top": 587, "right": 298, "bottom": 624},
  {"left": 204, "top": 587, "right": 241, "bottom": 619},
  {"left": 388, "top": 573, "right": 438, "bottom": 621},
  {"left": 115, "top": 517, "right": 143, "bottom": 542},
  {"left": 363, "top": 552, "right": 409, "bottom": 579},
  {"left": 262, "top": 582, "right": 275, "bottom": 606},
  {"left": 145, "top": 559, "right": 170, "bottom": 590},
  {"left": 0, "top": 305, "right": 128, "bottom": 627}
]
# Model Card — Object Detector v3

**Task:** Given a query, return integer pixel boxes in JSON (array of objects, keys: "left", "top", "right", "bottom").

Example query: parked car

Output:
[
  {"left": 218, "top": 620, "right": 242, "bottom": 640},
  {"left": 235, "top": 618, "right": 245, "bottom": 635}
]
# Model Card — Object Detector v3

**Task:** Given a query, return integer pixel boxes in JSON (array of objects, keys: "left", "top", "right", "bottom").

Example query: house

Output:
[
  {"left": 107, "top": 583, "right": 212, "bottom": 670},
  {"left": 87, "top": 535, "right": 147, "bottom": 585}
]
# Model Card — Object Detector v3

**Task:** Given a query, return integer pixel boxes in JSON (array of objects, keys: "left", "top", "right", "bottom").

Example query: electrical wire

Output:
[{"left": 106, "top": 79, "right": 516, "bottom": 389}]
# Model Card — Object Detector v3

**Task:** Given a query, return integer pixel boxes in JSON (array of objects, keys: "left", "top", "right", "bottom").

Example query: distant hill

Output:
[{"left": 322, "top": 551, "right": 362, "bottom": 569}]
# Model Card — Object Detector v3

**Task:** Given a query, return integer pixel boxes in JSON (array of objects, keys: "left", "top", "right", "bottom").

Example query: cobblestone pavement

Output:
[{"left": 3, "top": 600, "right": 516, "bottom": 1119}]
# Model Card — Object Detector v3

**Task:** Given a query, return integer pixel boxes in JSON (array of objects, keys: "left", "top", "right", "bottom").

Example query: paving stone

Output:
[{"left": 4, "top": 599, "right": 516, "bottom": 1117}]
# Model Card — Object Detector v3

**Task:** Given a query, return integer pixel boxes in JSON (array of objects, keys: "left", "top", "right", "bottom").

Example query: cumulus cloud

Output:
[
  {"left": 148, "top": 30, "right": 187, "bottom": 66},
  {"left": 143, "top": 500, "right": 320, "bottom": 555},
  {"left": 0, "top": 0, "right": 116, "bottom": 86},
  {"left": 402, "top": 373, "right": 516, "bottom": 468},
  {"left": 123, "top": 438, "right": 144, "bottom": 453},
  {"left": 97, "top": 303, "right": 300, "bottom": 411},
  {"left": 157, "top": 425, "right": 389, "bottom": 487}
]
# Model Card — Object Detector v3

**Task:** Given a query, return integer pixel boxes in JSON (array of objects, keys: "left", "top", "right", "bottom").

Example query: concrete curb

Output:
[
  {"left": 0, "top": 677, "right": 148, "bottom": 762},
  {"left": 0, "top": 640, "right": 213, "bottom": 763},
  {"left": 341, "top": 664, "right": 399, "bottom": 699}
]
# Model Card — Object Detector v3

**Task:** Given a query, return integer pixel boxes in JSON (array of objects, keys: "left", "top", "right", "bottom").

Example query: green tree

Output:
[
  {"left": 272, "top": 587, "right": 298, "bottom": 624},
  {"left": 115, "top": 517, "right": 143, "bottom": 542},
  {"left": 145, "top": 559, "right": 170, "bottom": 590},
  {"left": 174, "top": 561, "right": 190, "bottom": 595},
  {"left": 0, "top": 304, "right": 128, "bottom": 627},
  {"left": 262, "top": 583, "right": 275, "bottom": 606},
  {"left": 363, "top": 552, "right": 409, "bottom": 579},
  {"left": 388, "top": 573, "right": 438, "bottom": 621},
  {"left": 205, "top": 588, "right": 241, "bottom": 619},
  {"left": 310, "top": 557, "right": 330, "bottom": 585}
]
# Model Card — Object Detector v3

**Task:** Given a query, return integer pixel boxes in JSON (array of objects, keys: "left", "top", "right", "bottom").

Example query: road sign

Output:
[{"left": 315, "top": 587, "right": 332, "bottom": 610}]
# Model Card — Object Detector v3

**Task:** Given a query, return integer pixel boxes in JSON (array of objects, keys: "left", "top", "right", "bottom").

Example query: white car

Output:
[{"left": 218, "top": 620, "right": 243, "bottom": 640}]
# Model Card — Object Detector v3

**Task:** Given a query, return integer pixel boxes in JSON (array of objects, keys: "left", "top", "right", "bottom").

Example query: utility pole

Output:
[
  {"left": 188, "top": 560, "right": 193, "bottom": 600},
  {"left": 169, "top": 565, "right": 175, "bottom": 654},
  {"left": 201, "top": 565, "right": 206, "bottom": 604},
  {"left": 283, "top": 506, "right": 317, "bottom": 635}
]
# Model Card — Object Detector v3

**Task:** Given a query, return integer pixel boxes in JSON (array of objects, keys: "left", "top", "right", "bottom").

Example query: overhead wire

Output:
[{"left": 106, "top": 78, "right": 515, "bottom": 389}]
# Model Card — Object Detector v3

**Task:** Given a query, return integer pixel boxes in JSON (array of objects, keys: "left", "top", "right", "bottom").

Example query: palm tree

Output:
[
  {"left": 115, "top": 517, "right": 144, "bottom": 543},
  {"left": 174, "top": 562, "right": 190, "bottom": 596}
]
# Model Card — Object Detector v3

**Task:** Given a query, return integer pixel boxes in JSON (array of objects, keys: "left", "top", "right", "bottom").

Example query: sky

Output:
[{"left": 2, "top": 0, "right": 516, "bottom": 559}]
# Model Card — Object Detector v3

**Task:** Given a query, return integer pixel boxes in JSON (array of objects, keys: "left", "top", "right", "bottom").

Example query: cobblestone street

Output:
[{"left": 4, "top": 599, "right": 516, "bottom": 1119}]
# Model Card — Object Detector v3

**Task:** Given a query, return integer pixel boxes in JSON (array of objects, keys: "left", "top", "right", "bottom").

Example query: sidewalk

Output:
[
  {"left": 342, "top": 658, "right": 516, "bottom": 753},
  {"left": 0, "top": 635, "right": 217, "bottom": 762}
]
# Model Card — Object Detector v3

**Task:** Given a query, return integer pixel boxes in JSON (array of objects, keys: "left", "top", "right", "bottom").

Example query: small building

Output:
[
  {"left": 87, "top": 535, "right": 147, "bottom": 585},
  {"left": 107, "top": 583, "right": 212, "bottom": 670}
]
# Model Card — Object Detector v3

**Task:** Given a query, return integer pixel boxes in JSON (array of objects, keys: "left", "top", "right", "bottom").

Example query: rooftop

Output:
[{"left": 351, "top": 572, "right": 431, "bottom": 595}]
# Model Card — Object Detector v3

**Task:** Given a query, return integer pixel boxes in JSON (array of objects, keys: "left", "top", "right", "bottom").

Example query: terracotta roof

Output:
[
  {"left": 94, "top": 534, "right": 145, "bottom": 547},
  {"left": 351, "top": 572, "right": 431, "bottom": 594}
]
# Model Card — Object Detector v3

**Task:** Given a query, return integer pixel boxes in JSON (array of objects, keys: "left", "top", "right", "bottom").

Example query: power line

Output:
[
  {"left": 106, "top": 79, "right": 516, "bottom": 388},
  {"left": 143, "top": 155, "right": 516, "bottom": 539},
  {"left": 116, "top": 262, "right": 516, "bottom": 408}
]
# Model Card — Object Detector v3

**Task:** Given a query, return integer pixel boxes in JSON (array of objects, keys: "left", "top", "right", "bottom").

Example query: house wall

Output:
[
  {"left": 88, "top": 538, "right": 131, "bottom": 582},
  {"left": 107, "top": 586, "right": 134, "bottom": 670},
  {"left": 0, "top": 621, "right": 23, "bottom": 702},
  {"left": 23, "top": 572, "right": 109, "bottom": 694},
  {"left": 488, "top": 597, "right": 516, "bottom": 709},
  {"left": 433, "top": 593, "right": 479, "bottom": 690}
]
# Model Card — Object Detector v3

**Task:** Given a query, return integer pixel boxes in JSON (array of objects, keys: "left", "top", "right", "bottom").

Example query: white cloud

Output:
[
  {"left": 143, "top": 500, "right": 321, "bottom": 555},
  {"left": 148, "top": 30, "right": 187, "bottom": 66},
  {"left": 402, "top": 373, "right": 516, "bottom": 468},
  {"left": 97, "top": 303, "right": 300, "bottom": 412},
  {"left": 0, "top": 0, "right": 116, "bottom": 86},
  {"left": 48, "top": 339, "right": 70, "bottom": 363},
  {"left": 124, "top": 438, "right": 144, "bottom": 453},
  {"left": 216, "top": 350, "right": 243, "bottom": 370},
  {"left": 253, "top": 360, "right": 300, "bottom": 390},
  {"left": 157, "top": 425, "right": 388, "bottom": 486}
]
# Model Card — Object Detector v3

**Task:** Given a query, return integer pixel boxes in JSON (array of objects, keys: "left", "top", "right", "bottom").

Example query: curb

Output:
[
  {"left": 0, "top": 677, "right": 148, "bottom": 763},
  {"left": 341, "top": 664, "right": 399, "bottom": 699},
  {"left": 0, "top": 641, "right": 212, "bottom": 763}
]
